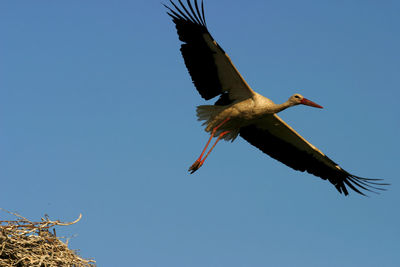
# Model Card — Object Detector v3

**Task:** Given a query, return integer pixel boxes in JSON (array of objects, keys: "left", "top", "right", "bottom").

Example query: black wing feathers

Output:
[
  {"left": 240, "top": 124, "right": 387, "bottom": 196},
  {"left": 165, "top": 0, "right": 224, "bottom": 100}
]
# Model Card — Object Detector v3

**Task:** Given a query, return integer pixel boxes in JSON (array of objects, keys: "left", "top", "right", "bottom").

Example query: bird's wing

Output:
[
  {"left": 239, "top": 114, "right": 387, "bottom": 196},
  {"left": 165, "top": 0, "right": 255, "bottom": 103}
]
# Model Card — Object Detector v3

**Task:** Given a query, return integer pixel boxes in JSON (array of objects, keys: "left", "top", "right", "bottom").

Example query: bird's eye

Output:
[{"left": 294, "top": 95, "right": 300, "bottom": 99}]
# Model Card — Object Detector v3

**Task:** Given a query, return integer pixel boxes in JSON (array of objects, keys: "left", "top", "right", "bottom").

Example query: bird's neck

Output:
[{"left": 271, "top": 101, "right": 293, "bottom": 113}]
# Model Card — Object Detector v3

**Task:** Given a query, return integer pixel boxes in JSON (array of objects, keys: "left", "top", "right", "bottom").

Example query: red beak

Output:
[{"left": 300, "top": 98, "right": 323, "bottom": 109}]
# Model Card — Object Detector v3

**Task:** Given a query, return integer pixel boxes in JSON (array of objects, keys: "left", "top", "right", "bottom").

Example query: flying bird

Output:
[{"left": 165, "top": 0, "right": 387, "bottom": 195}]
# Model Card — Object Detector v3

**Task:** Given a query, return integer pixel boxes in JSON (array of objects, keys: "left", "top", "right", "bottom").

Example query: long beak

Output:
[{"left": 300, "top": 98, "right": 323, "bottom": 109}]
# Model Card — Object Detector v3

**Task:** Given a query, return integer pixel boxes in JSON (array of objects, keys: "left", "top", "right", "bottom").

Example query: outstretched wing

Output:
[
  {"left": 165, "top": 0, "right": 255, "bottom": 103},
  {"left": 239, "top": 114, "right": 387, "bottom": 196}
]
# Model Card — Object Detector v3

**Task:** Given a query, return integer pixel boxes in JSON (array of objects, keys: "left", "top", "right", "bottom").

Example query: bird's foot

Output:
[{"left": 188, "top": 160, "right": 202, "bottom": 174}]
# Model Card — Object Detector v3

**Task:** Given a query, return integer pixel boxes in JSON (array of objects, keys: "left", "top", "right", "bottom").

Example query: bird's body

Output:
[
  {"left": 165, "top": 0, "right": 387, "bottom": 195},
  {"left": 197, "top": 93, "right": 307, "bottom": 141}
]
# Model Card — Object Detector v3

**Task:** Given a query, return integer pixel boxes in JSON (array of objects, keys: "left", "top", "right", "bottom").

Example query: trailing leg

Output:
[{"left": 188, "top": 118, "right": 230, "bottom": 174}]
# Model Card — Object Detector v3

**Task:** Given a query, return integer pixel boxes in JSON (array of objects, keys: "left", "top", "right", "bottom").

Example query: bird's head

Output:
[{"left": 289, "top": 94, "right": 323, "bottom": 109}]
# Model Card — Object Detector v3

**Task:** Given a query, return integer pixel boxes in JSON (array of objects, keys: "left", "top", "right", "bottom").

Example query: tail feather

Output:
[
  {"left": 196, "top": 105, "right": 224, "bottom": 126},
  {"left": 196, "top": 105, "right": 239, "bottom": 141}
]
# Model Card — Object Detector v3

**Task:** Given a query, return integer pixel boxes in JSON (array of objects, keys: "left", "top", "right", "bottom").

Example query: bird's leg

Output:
[
  {"left": 199, "top": 130, "right": 230, "bottom": 166},
  {"left": 188, "top": 117, "right": 230, "bottom": 174},
  {"left": 189, "top": 131, "right": 230, "bottom": 174}
]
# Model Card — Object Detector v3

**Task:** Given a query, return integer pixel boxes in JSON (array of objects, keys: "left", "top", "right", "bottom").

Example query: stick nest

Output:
[{"left": 0, "top": 209, "right": 95, "bottom": 267}]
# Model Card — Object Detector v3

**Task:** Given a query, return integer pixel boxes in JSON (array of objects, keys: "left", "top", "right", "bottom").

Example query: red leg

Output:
[
  {"left": 199, "top": 131, "right": 230, "bottom": 166},
  {"left": 188, "top": 117, "right": 230, "bottom": 174}
]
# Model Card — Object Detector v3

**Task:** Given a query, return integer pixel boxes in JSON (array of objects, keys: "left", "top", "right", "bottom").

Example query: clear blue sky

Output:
[{"left": 1, "top": 0, "right": 399, "bottom": 266}]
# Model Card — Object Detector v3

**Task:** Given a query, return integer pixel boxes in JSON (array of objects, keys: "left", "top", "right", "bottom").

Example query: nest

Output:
[{"left": 0, "top": 209, "right": 95, "bottom": 267}]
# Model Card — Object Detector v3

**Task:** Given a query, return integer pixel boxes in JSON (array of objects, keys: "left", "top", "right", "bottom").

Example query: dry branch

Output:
[{"left": 0, "top": 209, "right": 95, "bottom": 267}]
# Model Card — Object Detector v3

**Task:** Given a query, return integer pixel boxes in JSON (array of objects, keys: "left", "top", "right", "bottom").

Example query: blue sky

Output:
[{"left": 1, "top": 0, "right": 399, "bottom": 266}]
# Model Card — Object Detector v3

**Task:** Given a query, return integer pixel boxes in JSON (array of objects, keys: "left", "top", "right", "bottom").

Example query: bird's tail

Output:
[
  {"left": 196, "top": 105, "right": 225, "bottom": 129},
  {"left": 196, "top": 105, "right": 239, "bottom": 141}
]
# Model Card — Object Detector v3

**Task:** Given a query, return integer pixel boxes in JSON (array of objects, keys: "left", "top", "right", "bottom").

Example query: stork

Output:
[{"left": 165, "top": 0, "right": 387, "bottom": 195}]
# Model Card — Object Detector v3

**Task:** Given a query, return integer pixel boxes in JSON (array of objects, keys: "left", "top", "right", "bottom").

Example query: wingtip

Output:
[
  {"left": 339, "top": 174, "right": 388, "bottom": 197},
  {"left": 164, "top": 0, "right": 207, "bottom": 27}
]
